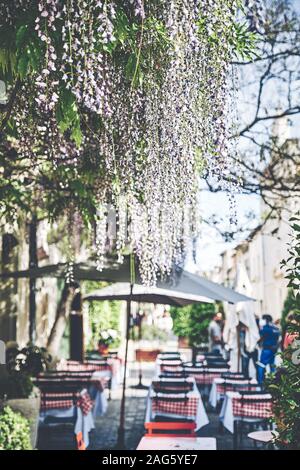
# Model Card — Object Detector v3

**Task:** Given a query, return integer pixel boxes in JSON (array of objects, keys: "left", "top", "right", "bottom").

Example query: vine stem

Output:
[{"left": 131, "top": 17, "right": 144, "bottom": 89}]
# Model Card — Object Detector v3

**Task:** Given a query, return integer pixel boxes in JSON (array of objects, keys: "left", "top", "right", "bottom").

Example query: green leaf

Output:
[
  {"left": 16, "top": 25, "right": 29, "bottom": 49},
  {"left": 17, "top": 54, "right": 29, "bottom": 78}
]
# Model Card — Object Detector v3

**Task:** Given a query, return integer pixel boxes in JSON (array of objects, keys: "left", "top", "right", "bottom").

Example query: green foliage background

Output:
[
  {"left": 170, "top": 302, "right": 216, "bottom": 346},
  {"left": 83, "top": 281, "right": 122, "bottom": 350}
]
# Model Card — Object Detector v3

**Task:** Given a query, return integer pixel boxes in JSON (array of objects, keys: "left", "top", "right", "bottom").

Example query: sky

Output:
[{"left": 185, "top": 191, "right": 261, "bottom": 273}]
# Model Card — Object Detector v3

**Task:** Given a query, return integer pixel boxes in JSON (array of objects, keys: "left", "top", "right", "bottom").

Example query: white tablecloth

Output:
[
  {"left": 137, "top": 436, "right": 217, "bottom": 450},
  {"left": 74, "top": 407, "right": 95, "bottom": 447},
  {"left": 145, "top": 380, "right": 209, "bottom": 431},
  {"left": 90, "top": 371, "right": 109, "bottom": 416},
  {"left": 219, "top": 392, "right": 239, "bottom": 433}
]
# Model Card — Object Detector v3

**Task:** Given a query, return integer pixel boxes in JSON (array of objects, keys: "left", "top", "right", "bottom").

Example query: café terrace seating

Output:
[
  {"left": 146, "top": 351, "right": 274, "bottom": 449},
  {"left": 34, "top": 349, "right": 273, "bottom": 450}
]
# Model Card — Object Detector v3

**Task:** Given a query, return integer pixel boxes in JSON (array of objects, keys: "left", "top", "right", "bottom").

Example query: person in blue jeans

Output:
[{"left": 257, "top": 314, "right": 280, "bottom": 384}]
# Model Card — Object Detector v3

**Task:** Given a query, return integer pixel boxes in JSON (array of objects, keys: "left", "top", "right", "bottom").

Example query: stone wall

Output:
[{"left": 0, "top": 220, "right": 61, "bottom": 347}]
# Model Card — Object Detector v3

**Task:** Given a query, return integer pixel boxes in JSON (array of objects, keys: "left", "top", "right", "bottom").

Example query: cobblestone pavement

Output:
[{"left": 38, "top": 363, "right": 260, "bottom": 451}]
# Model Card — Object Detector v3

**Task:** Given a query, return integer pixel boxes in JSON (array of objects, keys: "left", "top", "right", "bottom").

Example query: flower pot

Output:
[
  {"left": 4, "top": 388, "right": 41, "bottom": 449},
  {"left": 135, "top": 349, "right": 161, "bottom": 362},
  {"left": 98, "top": 343, "right": 109, "bottom": 356},
  {"left": 178, "top": 336, "right": 189, "bottom": 349}
]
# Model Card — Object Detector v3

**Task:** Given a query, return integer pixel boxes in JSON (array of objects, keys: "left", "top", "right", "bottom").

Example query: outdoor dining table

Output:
[
  {"left": 36, "top": 372, "right": 109, "bottom": 418},
  {"left": 248, "top": 430, "right": 278, "bottom": 449},
  {"left": 145, "top": 377, "right": 209, "bottom": 430},
  {"left": 157, "top": 352, "right": 185, "bottom": 361},
  {"left": 136, "top": 436, "right": 217, "bottom": 450},
  {"left": 219, "top": 391, "right": 273, "bottom": 434},
  {"left": 183, "top": 367, "right": 230, "bottom": 395},
  {"left": 209, "top": 378, "right": 259, "bottom": 408},
  {"left": 57, "top": 358, "right": 121, "bottom": 390},
  {"left": 155, "top": 359, "right": 183, "bottom": 376},
  {"left": 39, "top": 388, "right": 95, "bottom": 448},
  {"left": 38, "top": 372, "right": 109, "bottom": 447}
]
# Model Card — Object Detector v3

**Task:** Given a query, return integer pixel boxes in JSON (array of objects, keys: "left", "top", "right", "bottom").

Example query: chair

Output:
[
  {"left": 38, "top": 389, "right": 79, "bottom": 450},
  {"left": 38, "top": 370, "right": 97, "bottom": 379},
  {"left": 159, "top": 372, "right": 188, "bottom": 379},
  {"left": 35, "top": 378, "right": 92, "bottom": 392},
  {"left": 160, "top": 353, "right": 181, "bottom": 358},
  {"left": 42, "top": 393, "right": 79, "bottom": 424},
  {"left": 152, "top": 380, "right": 193, "bottom": 394},
  {"left": 159, "top": 351, "right": 180, "bottom": 356},
  {"left": 76, "top": 431, "right": 86, "bottom": 450},
  {"left": 84, "top": 359, "right": 109, "bottom": 366},
  {"left": 160, "top": 365, "right": 183, "bottom": 375},
  {"left": 160, "top": 357, "right": 182, "bottom": 362},
  {"left": 203, "top": 351, "right": 222, "bottom": 357},
  {"left": 221, "top": 372, "right": 247, "bottom": 380},
  {"left": 183, "top": 361, "right": 204, "bottom": 368},
  {"left": 222, "top": 380, "right": 260, "bottom": 395},
  {"left": 232, "top": 392, "right": 273, "bottom": 449},
  {"left": 152, "top": 395, "right": 193, "bottom": 423},
  {"left": 206, "top": 364, "right": 229, "bottom": 369},
  {"left": 205, "top": 358, "right": 229, "bottom": 369},
  {"left": 145, "top": 421, "right": 196, "bottom": 437}
]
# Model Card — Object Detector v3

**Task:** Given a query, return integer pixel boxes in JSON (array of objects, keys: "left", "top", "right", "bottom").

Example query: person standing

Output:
[
  {"left": 240, "top": 323, "right": 259, "bottom": 379},
  {"left": 257, "top": 314, "right": 280, "bottom": 384},
  {"left": 208, "top": 312, "right": 223, "bottom": 353}
]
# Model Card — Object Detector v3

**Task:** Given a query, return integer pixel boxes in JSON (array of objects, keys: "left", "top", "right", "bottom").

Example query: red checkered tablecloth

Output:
[
  {"left": 36, "top": 374, "right": 108, "bottom": 392},
  {"left": 160, "top": 363, "right": 183, "bottom": 373},
  {"left": 189, "top": 371, "right": 226, "bottom": 385},
  {"left": 58, "top": 360, "right": 111, "bottom": 373},
  {"left": 232, "top": 394, "right": 273, "bottom": 419},
  {"left": 152, "top": 381, "right": 192, "bottom": 393},
  {"left": 41, "top": 392, "right": 76, "bottom": 410},
  {"left": 151, "top": 395, "right": 199, "bottom": 418},
  {"left": 77, "top": 391, "right": 94, "bottom": 415},
  {"left": 40, "top": 390, "right": 94, "bottom": 416},
  {"left": 216, "top": 380, "right": 255, "bottom": 394}
]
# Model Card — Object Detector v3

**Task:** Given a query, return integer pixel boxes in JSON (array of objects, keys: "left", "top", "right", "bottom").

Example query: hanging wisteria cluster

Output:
[{"left": 0, "top": 0, "right": 261, "bottom": 284}]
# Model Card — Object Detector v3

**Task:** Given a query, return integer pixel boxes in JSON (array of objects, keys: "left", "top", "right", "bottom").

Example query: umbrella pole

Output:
[
  {"left": 115, "top": 283, "right": 133, "bottom": 449},
  {"left": 237, "top": 323, "right": 241, "bottom": 373},
  {"left": 28, "top": 214, "right": 38, "bottom": 344},
  {"left": 131, "top": 308, "right": 148, "bottom": 390}
]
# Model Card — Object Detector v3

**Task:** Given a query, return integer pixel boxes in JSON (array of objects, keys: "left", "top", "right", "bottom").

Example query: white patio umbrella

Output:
[
  {"left": 0, "top": 259, "right": 253, "bottom": 303},
  {"left": 83, "top": 282, "right": 215, "bottom": 306}
]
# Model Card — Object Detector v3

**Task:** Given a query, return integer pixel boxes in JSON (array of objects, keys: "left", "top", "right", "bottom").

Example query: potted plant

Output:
[
  {"left": 0, "top": 406, "right": 32, "bottom": 450},
  {"left": 0, "top": 343, "right": 52, "bottom": 449},
  {"left": 97, "top": 329, "right": 120, "bottom": 356}
]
